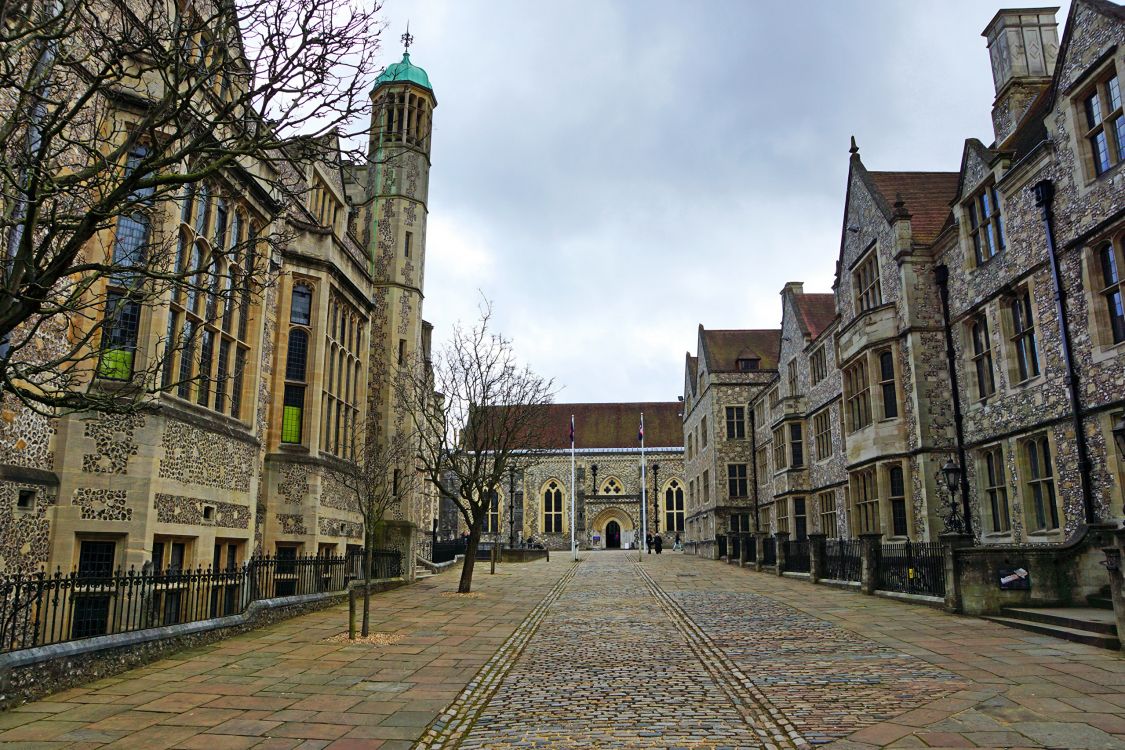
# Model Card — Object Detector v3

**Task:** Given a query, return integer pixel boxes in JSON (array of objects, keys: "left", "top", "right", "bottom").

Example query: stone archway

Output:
[{"left": 590, "top": 507, "right": 634, "bottom": 550}]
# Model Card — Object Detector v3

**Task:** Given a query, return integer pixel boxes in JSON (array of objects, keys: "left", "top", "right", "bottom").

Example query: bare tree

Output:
[
  {"left": 336, "top": 425, "right": 417, "bottom": 638},
  {"left": 0, "top": 0, "right": 385, "bottom": 414},
  {"left": 402, "top": 302, "right": 555, "bottom": 594}
]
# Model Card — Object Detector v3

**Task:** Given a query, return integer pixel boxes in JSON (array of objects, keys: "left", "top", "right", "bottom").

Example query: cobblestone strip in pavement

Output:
[
  {"left": 652, "top": 557, "right": 1125, "bottom": 750},
  {"left": 633, "top": 563, "right": 804, "bottom": 750},
  {"left": 452, "top": 552, "right": 794, "bottom": 750},
  {"left": 412, "top": 561, "right": 581, "bottom": 750}
]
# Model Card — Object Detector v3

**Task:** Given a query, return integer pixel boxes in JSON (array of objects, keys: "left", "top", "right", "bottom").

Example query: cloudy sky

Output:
[{"left": 373, "top": 1, "right": 1072, "bottom": 404}]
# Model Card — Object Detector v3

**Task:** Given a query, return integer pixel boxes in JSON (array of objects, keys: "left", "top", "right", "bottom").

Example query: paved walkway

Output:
[{"left": 2, "top": 552, "right": 1124, "bottom": 749}]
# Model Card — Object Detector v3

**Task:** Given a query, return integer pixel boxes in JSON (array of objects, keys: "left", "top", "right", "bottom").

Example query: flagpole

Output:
[
  {"left": 640, "top": 412, "right": 647, "bottom": 560},
  {"left": 570, "top": 414, "right": 577, "bottom": 561}
]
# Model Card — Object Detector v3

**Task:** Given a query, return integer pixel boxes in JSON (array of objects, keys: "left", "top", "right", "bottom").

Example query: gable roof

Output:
[
  {"left": 792, "top": 293, "right": 837, "bottom": 339},
  {"left": 866, "top": 171, "right": 960, "bottom": 244},
  {"left": 685, "top": 354, "right": 698, "bottom": 394},
  {"left": 523, "top": 402, "right": 683, "bottom": 450},
  {"left": 699, "top": 328, "right": 780, "bottom": 372}
]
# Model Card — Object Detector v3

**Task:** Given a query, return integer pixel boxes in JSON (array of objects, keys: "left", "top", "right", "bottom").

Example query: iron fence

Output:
[
  {"left": 717, "top": 535, "right": 727, "bottom": 559},
  {"left": 730, "top": 534, "right": 741, "bottom": 561},
  {"left": 744, "top": 535, "right": 756, "bottom": 563},
  {"left": 0, "top": 550, "right": 401, "bottom": 654},
  {"left": 783, "top": 540, "right": 810, "bottom": 573},
  {"left": 432, "top": 539, "right": 468, "bottom": 564},
  {"left": 824, "top": 539, "right": 862, "bottom": 582},
  {"left": 761, "top": 537, "right": 777, "bottom": 566},
  {"left": 877, "top": 541, "right": 945, "bottom": 597},
  {"left": 417, "top": 539, "right": 433, "bottom": 562}
]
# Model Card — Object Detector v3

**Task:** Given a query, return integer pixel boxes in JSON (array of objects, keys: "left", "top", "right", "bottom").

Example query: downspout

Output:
[
  {"left": 749, "top": 404, "right": 760, "bottom": 532},
  {"left": 934, "top": 264, "right": 974, "bottom": 537},
  {"left": 1031, "top": 179, "right": 1097, "bottom": 525}
]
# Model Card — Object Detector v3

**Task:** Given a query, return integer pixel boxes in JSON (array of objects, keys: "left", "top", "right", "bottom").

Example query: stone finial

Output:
[
  {"left": 893, "top": 192, "right": 912, "bottom": 220},
  {"left": 849, "top": 136, "right": 859, "bottom": 156}
]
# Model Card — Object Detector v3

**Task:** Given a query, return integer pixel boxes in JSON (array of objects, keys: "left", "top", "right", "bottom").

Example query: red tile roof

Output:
[
  {"left": 518, "top": 402, "right": 684, "bottom": 450},
  {"left": 700, "top": 329, "right": 780, "bottom": 371},
  {"left": 792, "top": 293, "right": 836, "bottom": 339},
  {"left": 867, "top": 171, "right": 960, "bottom": 244}
]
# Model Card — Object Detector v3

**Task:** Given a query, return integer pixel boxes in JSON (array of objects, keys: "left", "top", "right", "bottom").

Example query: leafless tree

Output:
[
  {"left": 336, "top": 425, "right": 417, "bottom": 638},
  {"left": 402, "top": 301, "right": 555, "bottom": 594},
  {"left": 0, "top": 0, "right": 385, "bottom": 415}
]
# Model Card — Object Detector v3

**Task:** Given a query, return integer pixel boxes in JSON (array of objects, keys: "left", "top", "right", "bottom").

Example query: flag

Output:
[
  {"left": 638, "top": 413, "right": 644, "bottom": 443},
  {"left": 569, "top": 415, "right": 575, "bottom": 446}
]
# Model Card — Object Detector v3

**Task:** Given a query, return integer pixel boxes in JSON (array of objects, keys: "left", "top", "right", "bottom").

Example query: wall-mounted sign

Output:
[{"left": 999, "top": 567, "right": 1031, "bottom": 590}]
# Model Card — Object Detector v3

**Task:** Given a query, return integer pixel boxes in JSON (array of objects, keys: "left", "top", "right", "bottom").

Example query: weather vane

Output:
[{"left": 401, "top": 23, "right": 414, "bottom": 52}]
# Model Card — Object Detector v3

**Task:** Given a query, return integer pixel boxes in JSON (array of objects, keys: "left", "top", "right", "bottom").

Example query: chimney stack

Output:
[{"left": 982, "top": 7, "right": 1060, "bottom": 144}]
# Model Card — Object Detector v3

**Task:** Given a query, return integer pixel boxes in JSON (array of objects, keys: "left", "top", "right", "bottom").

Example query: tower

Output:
[{"left": 366, "top": 34, "right": 436, "bottom": 526}]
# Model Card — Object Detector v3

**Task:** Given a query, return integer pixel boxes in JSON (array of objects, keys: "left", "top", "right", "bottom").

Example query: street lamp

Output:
[
  {"left": 508, "top": 465, "right": 517, "bottom": 550},
  {"left": 940, "top": 457, "right": 965, "bottom": 534},
  {"left": 651, "top": 462, "right": 661, "bottom": 536}
]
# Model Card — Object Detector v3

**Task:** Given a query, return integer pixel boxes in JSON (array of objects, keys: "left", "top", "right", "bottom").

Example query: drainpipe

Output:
[
  {"left": 749, "top": 404, "right": 760, "bottom": 531},
  {"left": 934, "top": 264, "right": 974, "bottom": 537},
  {"left": 1031, "top": 179, "right": 1097, "bottom": 525}
]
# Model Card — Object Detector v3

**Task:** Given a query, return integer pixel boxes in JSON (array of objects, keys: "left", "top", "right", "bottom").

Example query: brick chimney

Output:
[{"left": 982, "top": 8, "right": 1060, "bottom": 144}]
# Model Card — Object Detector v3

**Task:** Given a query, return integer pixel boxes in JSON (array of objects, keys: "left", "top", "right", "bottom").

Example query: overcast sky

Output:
[{"left": 373, "top": 1, "right": 1072, "bottom": 404}]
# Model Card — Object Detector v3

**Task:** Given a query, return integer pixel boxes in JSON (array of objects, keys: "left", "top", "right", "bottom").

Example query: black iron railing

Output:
[
  {"left": 761, "top": 537, "right": 777, "bottom": 566},
  {"left": 824, "top": 538, "right": 861, "bottom": 582},
  {"left": 0, "top": 550, "right": 401, "bottom": 654},
  {"left": 432, "top": 539, "right": 468, "bottom": 564},
  {"left": 783, "top": 540, "right": 810, "bottom": 573},
  {"left": 877, "top": 541, "right": 945, "bottom": 597},
  {"left": 417, "top": 539, "right": 433, "bottom": 562}
]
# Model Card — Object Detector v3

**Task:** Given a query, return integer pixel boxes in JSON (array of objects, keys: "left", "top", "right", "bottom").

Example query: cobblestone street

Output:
[{"left": 2, "top": 552, "right": 1125, "bottom": 749}]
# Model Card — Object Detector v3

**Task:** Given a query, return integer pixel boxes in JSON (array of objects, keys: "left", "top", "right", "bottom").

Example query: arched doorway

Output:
[{"left": 605, "top": 520, "right": 621, "bottom": 549}]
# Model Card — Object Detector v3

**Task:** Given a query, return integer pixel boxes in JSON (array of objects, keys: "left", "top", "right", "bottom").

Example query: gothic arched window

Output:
[
  {"left": 542, "top": 480, "right": 564, "bottom": 533},
  {"left": 664, "top": 479, "right": 685, "bottom": 532}
]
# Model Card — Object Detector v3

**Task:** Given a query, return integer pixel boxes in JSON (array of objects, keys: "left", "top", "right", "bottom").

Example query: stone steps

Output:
[
  {"left": 1087, "top": 585, "right": 1113, "bottom": 611},
  {"left": 985, "top": 606, "right": 1120, "bottom": 650}
]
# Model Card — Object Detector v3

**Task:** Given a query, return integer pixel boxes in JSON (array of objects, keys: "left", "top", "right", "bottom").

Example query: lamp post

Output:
[
  {"left": 508, "top": 465, "right": 517, "bottom": 550},
  {"left": 651, "top": 462, "right": 661, "bottom": 536},
  {"left": 940, "top": 457, "right": 966, "bottom": 534}
]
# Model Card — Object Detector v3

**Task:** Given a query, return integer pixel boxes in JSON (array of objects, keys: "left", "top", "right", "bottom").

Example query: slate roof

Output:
[
  {"left": 700, "top": 328, "right": 780, "bottom": 372},
  {"left": 523, "top": 402, "right": 684, "bottom": 450},
  {"left": 867, "top": 171, "right": 960, "bottom": 244},
  {"left": 792, "top": 293, "right": 837, "bottom": 339}
]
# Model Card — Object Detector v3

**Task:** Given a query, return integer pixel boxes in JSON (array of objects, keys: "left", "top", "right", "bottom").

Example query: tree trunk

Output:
[
  {"left": 459, "top": 523, "right": 482, "bottom": 593},
  {"left": 362, "top": 528, "right": 373, "bottom": 637}
]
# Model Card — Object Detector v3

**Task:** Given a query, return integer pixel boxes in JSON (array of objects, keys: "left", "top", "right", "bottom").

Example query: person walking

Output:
[
  {"left": 646, "top": 533, "right": 653, "bottom": 554},
  {"left": 674, "top": 533, "right": 682, "bottom": 552},
  {"left": 654, "top": 534, "right": 663, "bottom": 554}
]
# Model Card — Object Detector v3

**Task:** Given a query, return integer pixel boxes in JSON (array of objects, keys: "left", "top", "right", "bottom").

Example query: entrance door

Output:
[{"left": 606, "top": 521, "right": 621, "bottom": 549}]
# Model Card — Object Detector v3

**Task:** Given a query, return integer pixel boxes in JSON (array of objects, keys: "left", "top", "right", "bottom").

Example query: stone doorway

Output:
[{"left": 606, "top": 520, "right": 621, "bottom": 549}]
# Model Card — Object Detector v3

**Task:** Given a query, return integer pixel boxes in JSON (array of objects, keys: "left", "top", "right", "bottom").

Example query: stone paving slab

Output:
[
  {"left": 0, "top": 558, "right": 570, "bottom": 750},
  {"left": 3, "top": 551, "right": 1125, "bottom": 749}
]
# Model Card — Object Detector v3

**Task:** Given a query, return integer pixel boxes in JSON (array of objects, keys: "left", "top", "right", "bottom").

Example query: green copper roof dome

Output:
[{"left": 373, "top": 52, "right": 432, "bottom": 92}]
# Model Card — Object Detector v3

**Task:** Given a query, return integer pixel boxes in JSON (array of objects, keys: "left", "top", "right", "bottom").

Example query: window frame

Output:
[
  {"left": 1077, "top": 68, "right": 1125, "bottom": 179},
  {"left": 877, "top": 348, "right": 898, "bottom": 420},
  {"left": 844, "top": 358, "right": 871, "bottom": 432},
  {"left": 812, "top": 409, "right": 832, "bottom": 462},
  {"left": 853, "top": 249, "right": 883, "bottom": 314},
  {"left": 725, "top": 406, "right": 745, "bottom": 440},
  {"left": 966, "top": 182, "right": 1006, "bottom": 266},
  {"left": 1022, "top": 434, "right": 1060, "bottom": 533},
  {"left": 727, "top": 463, "right": 748, "bottom": 499},
  {"left": 969, "top": 313, "right": 996, "bottom": 402},
  {"left": 980, "top": 444, "right": 1011, "bottom": 534}
]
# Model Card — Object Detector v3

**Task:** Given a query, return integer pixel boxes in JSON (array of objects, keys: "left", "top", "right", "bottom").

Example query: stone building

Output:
[
  {"left": 0, "top": 42, "right": 439, "bottom": 575},
  {"left": 682, "top": 327, "right": 779, "bottom": 556},
  {"left": 474, "top": 403, "right": 684, "bottom": 551},
  {"left": 688, "top": 1, "right": 1125, "bottom": 565}
]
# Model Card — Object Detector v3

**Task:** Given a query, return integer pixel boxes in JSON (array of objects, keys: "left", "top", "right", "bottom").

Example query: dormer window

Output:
[
  {"left": 967, "top": 183, "right": 1005, "bottom": 266},
  {"left": 736, "top": 358, "right": 759, "bottom": 371}
]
